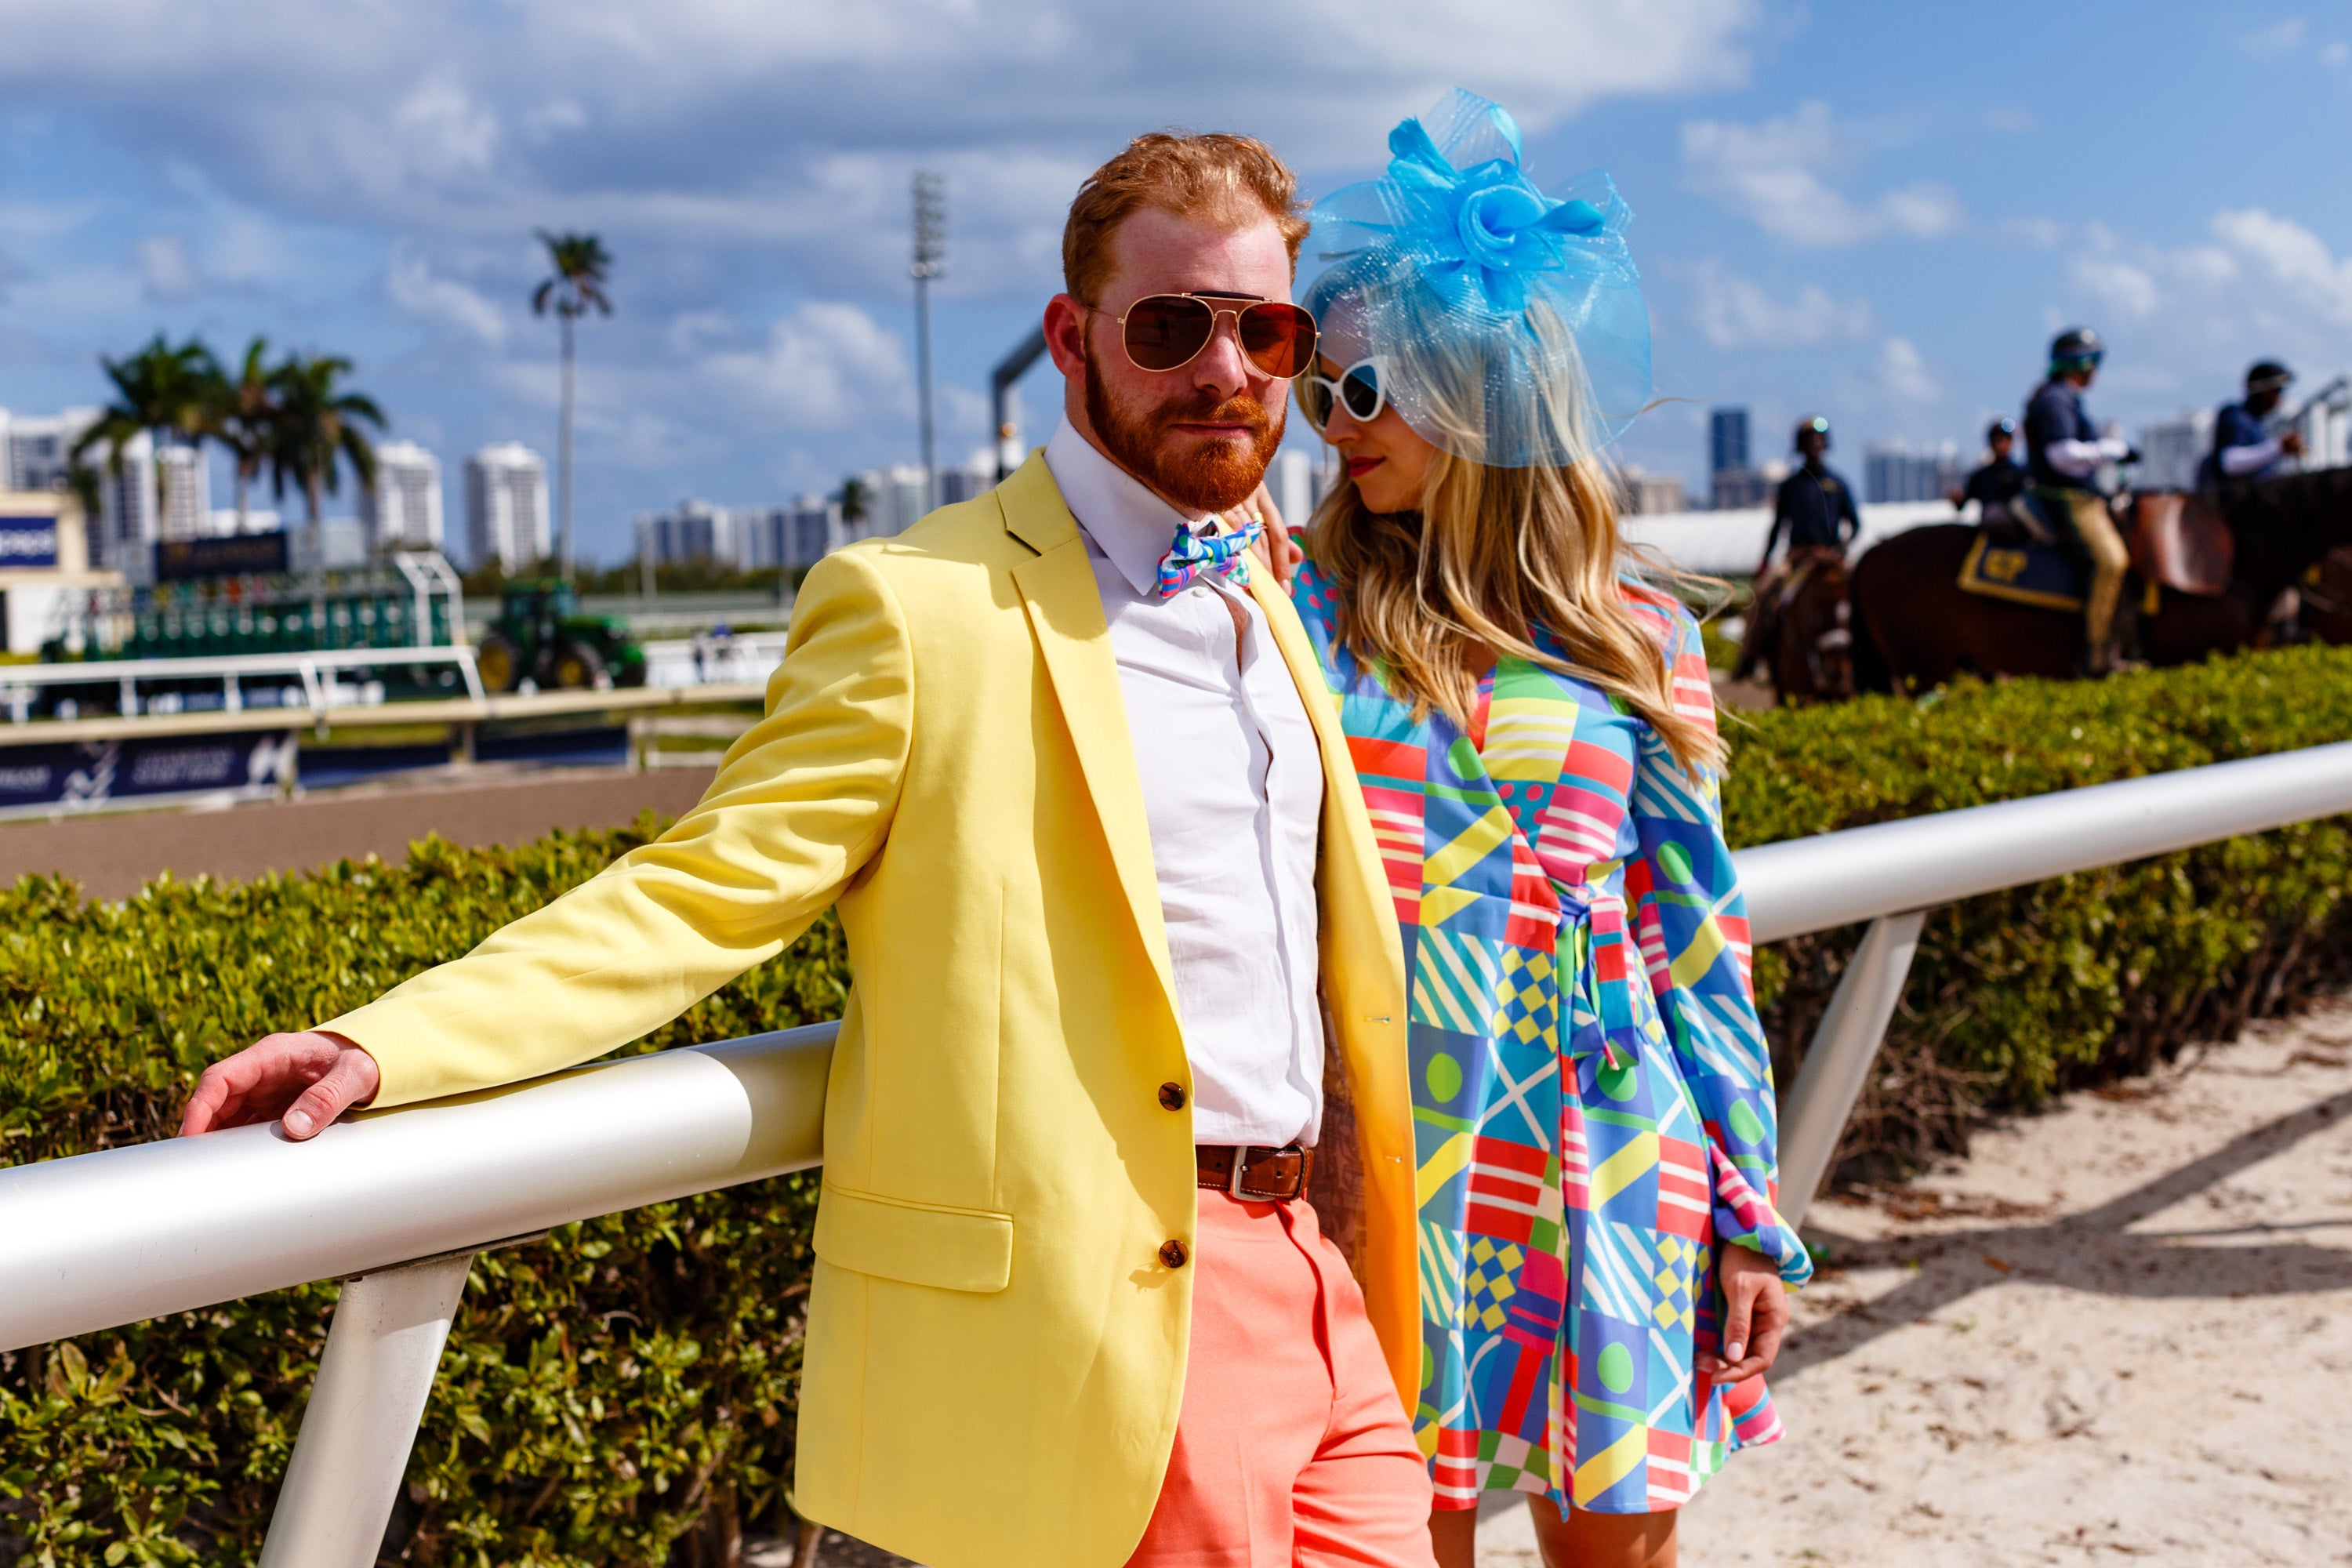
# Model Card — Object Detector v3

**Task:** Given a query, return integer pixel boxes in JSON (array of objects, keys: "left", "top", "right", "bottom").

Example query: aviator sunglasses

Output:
[
  {"left": 1297, "top": 357, "right": 1388, "bottom": 429},
  {"left": 1100, "top": 292, "right": 1320, "bottom": 379}
]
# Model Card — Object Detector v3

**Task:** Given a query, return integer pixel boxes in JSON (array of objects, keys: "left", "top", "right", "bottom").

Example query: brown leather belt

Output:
[{"left": 1196, "top": 1143, "right": 1315, "bottom": 1202}]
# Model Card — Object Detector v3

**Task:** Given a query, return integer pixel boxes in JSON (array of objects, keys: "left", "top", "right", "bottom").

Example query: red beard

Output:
[{"left": 1083, "top": 343, "right": 1282, "bottom": 514}]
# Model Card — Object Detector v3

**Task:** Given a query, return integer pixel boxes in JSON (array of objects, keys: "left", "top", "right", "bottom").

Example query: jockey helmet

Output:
[
  {"left": 2049, "top": 326, "right": 2104, "bottom": 372},
  {"left": 2245, "top": 360, "right": 2293, "bottom": 394}
]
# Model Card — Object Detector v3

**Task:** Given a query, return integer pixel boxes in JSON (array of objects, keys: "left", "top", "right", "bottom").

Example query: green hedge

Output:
[
  {"left": 1726, "top": 642, "right": 2352, "bottom": 1172},
  {"left": 3, "top": 643, "right": 2350, "bottom": 1564},
  {"left": 0, "top": 828, "right": 846, "bottom": 1566}
]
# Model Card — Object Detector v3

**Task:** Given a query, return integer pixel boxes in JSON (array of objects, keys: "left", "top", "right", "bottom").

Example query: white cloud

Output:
[
  {"left": 0, "top": 0, "right": 1761, "bottom": 274},
  {"left": 387, "top": 252, "right": 507, "bottom": 344},
  {"left": 2240, "top": 19, "right": 2307, "bottom": 58},
  {"left": 1875, "top": 336, "right": 1940, "bottom": 403},
  {"left": 2071, "top": 255, "right": 2162, "bottom": 318},
  {"left": 697, "top": 302, "right": 912, "bottom": 430},
  {"left": 2053, "top": 206, "right": 2352, "bottom": 400},
  {"left": 2066, "top": 209, "right": 2352, "bottom": 331},
  {"left": 135, "top": 232, "right": 199, "bottom": 300},
  {"left": 1680, "top": 100, "right": 1965, "bottom": 249},
  {"left": 1686, "top": 258, "right": 1875, "bottom": 349},
  {"left": 2209, "top": 206, "right": 2352, "bottom": 326}
]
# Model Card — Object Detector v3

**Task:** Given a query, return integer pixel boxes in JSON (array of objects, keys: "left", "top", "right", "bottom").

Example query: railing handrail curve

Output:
[{"left": 3, "top": 739, "right": 2350, "bottom": 1353}]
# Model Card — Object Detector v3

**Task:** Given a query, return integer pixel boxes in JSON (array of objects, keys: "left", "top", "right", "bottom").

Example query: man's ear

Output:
[{"left": 1044, "top": 295, "right": 1091, "bottom": 377}]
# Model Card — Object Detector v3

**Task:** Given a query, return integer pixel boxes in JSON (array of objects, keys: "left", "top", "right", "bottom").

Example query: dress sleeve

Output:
[{"left": 1624, "top": 605, "right": 1813, "bottom": 1288}]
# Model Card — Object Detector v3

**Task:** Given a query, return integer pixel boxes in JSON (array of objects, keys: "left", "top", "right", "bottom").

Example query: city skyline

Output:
[{"left": 3, "top": 2, "right": 2349, "bottom": 561}]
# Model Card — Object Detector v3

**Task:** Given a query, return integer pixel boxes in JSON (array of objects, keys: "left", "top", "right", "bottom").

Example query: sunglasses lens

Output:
[
  {"left": 1238, "top": 303, "right": 1318, "bottom": 379},
  {"left": 1298, "top": 377, "right": 1333, "bottom": 426},
  {"left": 1341, "top": 365, "right": 1381, "bottom": 420},
  {"left": 1122, "top": 296, "right": 1214, "bottom": 372}
]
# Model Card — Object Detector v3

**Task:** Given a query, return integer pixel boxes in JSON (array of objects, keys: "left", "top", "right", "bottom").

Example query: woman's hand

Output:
[
  {"left": 1239, "top": 480, "right": 1303, "bottom": 590},
  {"left": 1698, "top": 1243, "right": 1790, "bottom": 1385}
]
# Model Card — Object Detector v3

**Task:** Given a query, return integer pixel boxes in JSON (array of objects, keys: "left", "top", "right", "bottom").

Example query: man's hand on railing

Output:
[{"left": 180, "top": 1031, "right": 381, "bottom": 1141}]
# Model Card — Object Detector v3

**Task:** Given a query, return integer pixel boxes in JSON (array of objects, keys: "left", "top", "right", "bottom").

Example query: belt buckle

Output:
[{"left": 1229, "top": 1145, "right": 1256, "bottom": 1200}]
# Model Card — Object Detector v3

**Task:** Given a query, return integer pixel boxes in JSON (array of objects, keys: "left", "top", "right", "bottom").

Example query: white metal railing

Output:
[
  {"left": 0, "top": 645, "right": 488, "bottom": 723},
  {"left": 1, "top": 740, "right": 2349, "bottom": 1562}
]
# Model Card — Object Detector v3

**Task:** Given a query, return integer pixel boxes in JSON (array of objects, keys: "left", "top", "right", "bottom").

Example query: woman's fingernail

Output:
[
  {"left": 1725, "top": 1341, "right": 1744, "bottom": 1362},
  {"left": 284, "top": 1110, "right": 312, "bottom": 1136}
]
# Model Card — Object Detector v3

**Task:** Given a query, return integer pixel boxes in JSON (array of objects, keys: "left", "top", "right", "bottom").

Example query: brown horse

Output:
[
  {"left": 1850, "top": 469, "right": 2352, "bottom": 692},
  {"left": 1740, "top": 550, "right": 1844, "bottom": 700}
]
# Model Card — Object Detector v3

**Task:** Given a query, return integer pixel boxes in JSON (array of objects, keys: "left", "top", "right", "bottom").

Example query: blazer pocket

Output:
[{"left": 813, "top": 1181, "right": 1014, "bottom": 1294}]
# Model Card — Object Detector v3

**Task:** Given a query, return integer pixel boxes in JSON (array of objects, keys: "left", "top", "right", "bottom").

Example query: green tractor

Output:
[{"left": 474, "top": 581, "right": 647, "bottom": 692}]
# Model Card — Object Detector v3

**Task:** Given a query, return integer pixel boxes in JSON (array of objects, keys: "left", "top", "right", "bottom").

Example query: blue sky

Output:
[{"left": 2, "top": 0, "right": 2348, "bottom": 562}]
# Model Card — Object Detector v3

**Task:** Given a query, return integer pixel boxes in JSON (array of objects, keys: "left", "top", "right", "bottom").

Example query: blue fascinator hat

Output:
[{"left": 1303, "top": 89, "right": 1650, "bottom": 469}]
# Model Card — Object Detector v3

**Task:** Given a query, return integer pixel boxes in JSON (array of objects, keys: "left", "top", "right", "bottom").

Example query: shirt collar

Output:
[{"left": 1044, "top": 417, "right": 1227, "bottom": 600}]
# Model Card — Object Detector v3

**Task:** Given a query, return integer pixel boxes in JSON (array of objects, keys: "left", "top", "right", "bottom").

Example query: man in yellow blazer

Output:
[{"left": 183, "top": 132, "right": 1432, "bottom": 1568}]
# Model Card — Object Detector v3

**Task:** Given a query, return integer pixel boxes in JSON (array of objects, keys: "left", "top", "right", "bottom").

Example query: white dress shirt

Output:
[{"left": 1044, "top": 419, "right": 1326, "bottom": 1148}]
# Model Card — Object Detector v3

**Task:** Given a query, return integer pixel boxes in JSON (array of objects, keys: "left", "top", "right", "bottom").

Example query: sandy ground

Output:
[
  {"left": 754, "top": 996, "right": 2352, "bottom": 1567},
  {"left": 1479, "top": 995, "right": 2352, "bottom": 1566}
]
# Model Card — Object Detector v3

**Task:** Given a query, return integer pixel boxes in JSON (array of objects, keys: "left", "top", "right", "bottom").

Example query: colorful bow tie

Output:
[{"left": 1155, "top": 515, "right": 1261, "bottom": 599}]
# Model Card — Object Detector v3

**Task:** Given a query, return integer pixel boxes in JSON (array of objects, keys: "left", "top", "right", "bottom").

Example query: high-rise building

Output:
[
  {"left": 1709, "top": 407, "right": 1751, "bottom": 477},
  {"left": 154, "top": 445, "right": 211, "bottom": 543},
  {"left": 726, "top": 496, "right": 840, "bottom": 572},
  {"left": 360, "top": 440, "right": 445, "bottom": 551},
  {"left": 1864, "top": 440, "right": 1966, "bottom": 503},
  {"left": 882, "top": 463, "right": 928, "bottom": 536},
  {"left": 1707, "top": 405, "right": 1769, "bottom": 509},
  {"left": 636, "top": 499, "right": 738, "bottom": 567},
  {"left": 1617, "top": 466, "right": 1690, "bottom": 516},
  {"left": 938, "top": 463, "right": 996, "bottom": 506},
  {"left": 464, "top": 442, "right": 550, "bottom": 571},
  {"left": 2137, "top": 409, "right": 2217, "bottom": 492},
  {"left": 1272, "top": 445, "right": 1337, "bottom": 532},
  {"left": 0, "top": 405, "right": 157, "bottom": 569}
]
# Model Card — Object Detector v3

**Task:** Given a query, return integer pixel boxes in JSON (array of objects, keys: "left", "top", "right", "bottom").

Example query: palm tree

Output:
[
  {"left": 209, "top": 338, "right": 278, "bottom": 535},
  {"left": 267, "top": 352, "right": 387, "bottom": 546},
  {"left": 532, "top": 230, "right": 613, "bottom": 583},
  {"left": 70, "top": 335, "right": 222, "bottom": 548},
  {"left": 839, "top": 475, "right": 872, "bottom": 538}
]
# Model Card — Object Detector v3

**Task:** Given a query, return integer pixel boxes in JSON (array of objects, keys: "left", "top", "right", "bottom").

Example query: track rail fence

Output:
[{"left": 3, "top": 740, "right": 2350, "bottom": 1563}]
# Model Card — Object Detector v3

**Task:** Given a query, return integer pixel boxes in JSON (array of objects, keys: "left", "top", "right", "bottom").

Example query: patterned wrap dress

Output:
[{"left": 1290, "top": 561, "right": 1813, "bottom": 1516}]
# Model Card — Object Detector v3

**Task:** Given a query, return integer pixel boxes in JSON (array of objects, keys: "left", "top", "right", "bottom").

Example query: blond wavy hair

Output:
[{"left": 1304, "top": 299, "right": 1722, "bottom": 777}]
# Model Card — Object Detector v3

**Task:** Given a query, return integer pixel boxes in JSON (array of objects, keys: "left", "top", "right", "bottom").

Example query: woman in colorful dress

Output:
[{"left": 1283, "top": 91, "right": 1812, "bottom": 1568}]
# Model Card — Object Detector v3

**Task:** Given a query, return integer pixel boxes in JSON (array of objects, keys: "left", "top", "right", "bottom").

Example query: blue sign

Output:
[
  {"left": 0, "top": 522, "right": 59, "bottom": 568},
  {"left": 0, "top": 729, "right": 297, "bottom": 818}
]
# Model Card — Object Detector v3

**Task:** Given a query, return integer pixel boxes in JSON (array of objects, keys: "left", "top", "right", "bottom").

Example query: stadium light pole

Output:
[{"left": 911, "top": 172, "right": 946, "bottom": 513}]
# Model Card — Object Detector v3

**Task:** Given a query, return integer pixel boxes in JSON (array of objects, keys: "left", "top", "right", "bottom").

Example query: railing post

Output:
[
  {"left": 257, "top": 1250, "right": 476, "bottom": 1567},
  {"left": 1775, "top": 909, "right": 1927, "bottom": 1232}
]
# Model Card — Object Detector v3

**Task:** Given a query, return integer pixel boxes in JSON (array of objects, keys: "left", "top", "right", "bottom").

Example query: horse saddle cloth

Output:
[
  {"left": 1978, "top": 494, "right": 2063, "bottom": 548},
  {"left": 1958, "top": 530, "right": 2085, "bottom": 612},
  {"left": 2129, "top": 492, "right": 2232, "bottom": 597}
]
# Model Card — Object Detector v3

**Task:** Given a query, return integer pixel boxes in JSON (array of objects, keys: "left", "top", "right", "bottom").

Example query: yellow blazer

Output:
[{"left": 324, "top": 452, "right": 1414, "bottom": 1568}]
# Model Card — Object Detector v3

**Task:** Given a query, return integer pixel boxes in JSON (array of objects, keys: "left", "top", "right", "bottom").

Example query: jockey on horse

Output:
[
  {"left": 2023, "top": 327, "right": 2137, "bottom": 673},
  {"left": 1736, "top": 414, "right": 1860, "bottom": 690},
  {"left": 2197, "top": 360, "right": 2304, "bottom": 490}
]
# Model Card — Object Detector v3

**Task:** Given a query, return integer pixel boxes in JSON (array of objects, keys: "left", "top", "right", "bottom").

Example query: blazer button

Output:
[
  {"left": 1159, "top": 1240, "right": 1189, "bottom": 1269},
  {"left": 1158, "top": 1081, "right": 1185, "bottom": 1111}
]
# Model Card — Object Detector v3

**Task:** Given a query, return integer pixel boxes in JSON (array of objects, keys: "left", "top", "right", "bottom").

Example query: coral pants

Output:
[{"left": 1126, "top": 1192, "right": 1436, "bottom": 1568}]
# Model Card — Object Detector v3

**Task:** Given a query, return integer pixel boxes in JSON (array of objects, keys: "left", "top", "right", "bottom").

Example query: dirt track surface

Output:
[
  {"left": 0, "top": 765, "right": 715, "bottom": 898},
  {"left": 1479, "top": 995, "right": 2352, "bottom": 1565}
]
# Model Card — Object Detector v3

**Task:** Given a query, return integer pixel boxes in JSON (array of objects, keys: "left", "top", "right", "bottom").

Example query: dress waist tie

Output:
[{"left": 1555, "top": 867, "right": 1646, "bottom": 1072}]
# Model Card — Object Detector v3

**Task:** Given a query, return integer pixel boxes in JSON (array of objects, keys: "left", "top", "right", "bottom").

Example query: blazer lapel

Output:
[
  {"left": 999, "top": 455, "right": 1181, "bottom": 1018},
  {"left": 1247, "top": 565, "right": 1409, "bottom": 996}
]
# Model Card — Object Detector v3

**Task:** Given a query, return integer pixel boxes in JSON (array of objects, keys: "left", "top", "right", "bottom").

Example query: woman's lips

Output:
[{"left": 1346, "top": 456, "right": 1384, "bottom": 477}]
